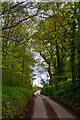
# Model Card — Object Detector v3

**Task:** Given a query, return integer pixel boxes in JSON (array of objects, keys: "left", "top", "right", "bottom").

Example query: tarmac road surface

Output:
[{"left": 31, "top": 90, "right": 78, "bottom": 120}]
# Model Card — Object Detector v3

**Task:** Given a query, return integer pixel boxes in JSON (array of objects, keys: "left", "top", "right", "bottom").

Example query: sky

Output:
[
  {"left": 1, "top": 0, "right": 78, "bottom": 2},
  {"left": 32, "top": 72, "right": 49, "bottom": 87},
  {"left": 32, "top": 51, "right": 49, "bottom": 87}
]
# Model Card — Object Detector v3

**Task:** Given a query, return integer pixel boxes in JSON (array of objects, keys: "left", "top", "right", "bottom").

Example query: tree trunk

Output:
[
  {"left": 77, "top": 14, "right": 80, "bottom": 82},
  {"left": 71, "top": 20, "right": 75, "bottom": 82},
  {"left": 21, "top": 59, "right": 24, "bottom": 83},
  {"left": 21, "top": 45, "right": 25, "bottom": 83},
  {"left": 40, "top": 52, "right": 53, "bottom": 85},
  {"left": 48, "top": 63, "right": 53, "bottom": 85},
  {"left": 55, "top": 22, "right": 61, "bottom": 82}
]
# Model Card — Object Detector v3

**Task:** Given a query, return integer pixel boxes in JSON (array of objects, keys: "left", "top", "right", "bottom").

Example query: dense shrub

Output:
[
  {"left": 2, "top": 75, "right": 21, "bottom": 86},
  {"left": 32, "top": 86, "right": 41, "bottom": 92},
  {"left": 2, "top": 86, "right": 33, "bottom": 118},
  {"left": 41, "top": 80, "right": 80, "bottom": 112},
  {"left": 41, "top": 85, "right": 56, "bottom": 96}
]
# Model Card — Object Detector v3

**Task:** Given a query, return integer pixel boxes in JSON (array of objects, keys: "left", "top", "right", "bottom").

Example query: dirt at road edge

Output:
[
  {"left": 42, "top": 97, "right": 58, "bottom": 119},
  {"left": 21, "top": 95, "right": 36, "bottom": 119}
]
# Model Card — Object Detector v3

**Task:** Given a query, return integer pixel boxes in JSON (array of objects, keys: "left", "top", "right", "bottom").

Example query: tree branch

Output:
[{"left": 2, "top": 6, "right": 40, "bottom": 30}]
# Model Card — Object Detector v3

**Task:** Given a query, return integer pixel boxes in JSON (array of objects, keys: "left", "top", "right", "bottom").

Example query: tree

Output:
[{"left": 2, "top": 2, "right": 36, "bottom": 86}]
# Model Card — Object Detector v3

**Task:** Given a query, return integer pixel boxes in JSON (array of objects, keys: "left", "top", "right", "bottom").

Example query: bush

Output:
[
  {"left": 41, "top": 85, "right": 56, "bottom": 96},
  {"left": 41, "top": 80, "right": 80, "bottom": 113},
  {"left": 2, "top": 75, "right": 21, "bottom": 86},
  {"left": 2, "top": 86, "right": 33, "bottom": 118}
]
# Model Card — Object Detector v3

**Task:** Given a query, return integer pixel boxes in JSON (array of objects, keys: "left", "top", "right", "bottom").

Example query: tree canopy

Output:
[{"left": 1, "top": 2, "right": 80, "bottom": 87}]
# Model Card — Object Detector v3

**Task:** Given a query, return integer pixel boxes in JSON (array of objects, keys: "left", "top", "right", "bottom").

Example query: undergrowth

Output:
[
  {"left": 2, "top": 86, "right": 33, "bottom": 118},
  {"left": 41, "top": 80, "right": 80, "bottom": 113}
]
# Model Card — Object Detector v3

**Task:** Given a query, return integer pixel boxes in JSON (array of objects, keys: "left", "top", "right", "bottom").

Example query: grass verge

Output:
[{"left": 2, "top": 86, "right": 33, "bottom": 118}]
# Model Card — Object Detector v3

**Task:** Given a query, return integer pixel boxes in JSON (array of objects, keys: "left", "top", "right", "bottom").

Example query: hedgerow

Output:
[
  {"left": 2, "top": 86, "right": 33, "bottom": 118},
  {"left": 41, "top": 81, "right": 80, "bottom": 113}
]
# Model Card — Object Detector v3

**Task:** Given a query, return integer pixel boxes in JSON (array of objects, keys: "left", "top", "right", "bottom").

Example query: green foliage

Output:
[
  {"left": 41, "top": 81, "right": 80, "bottom": 112},
  {"left": 2, "top": 86, "right": 33, "bottom": 118},
  {"left": 31, "top": 2, "right": 80, "bottom": 85},
  {"left": 2, "top": 75, "right": 20, "bottom": 86},
  {"left": 2, "top": 2, "right": 37, "bottom": 118},
  {"left": 1, "top": 2, "right": 80, "bottom": 117},
  {"left": 32, "top": 86, "right": 41, "bottom": 92},
  {"left": 41, "top": 85, "right": 56, "bottom": 96}
]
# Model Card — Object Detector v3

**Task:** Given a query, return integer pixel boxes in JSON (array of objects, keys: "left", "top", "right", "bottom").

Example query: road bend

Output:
[{"left": 31, "top": 90, "right": 78, "bottom": 120}]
